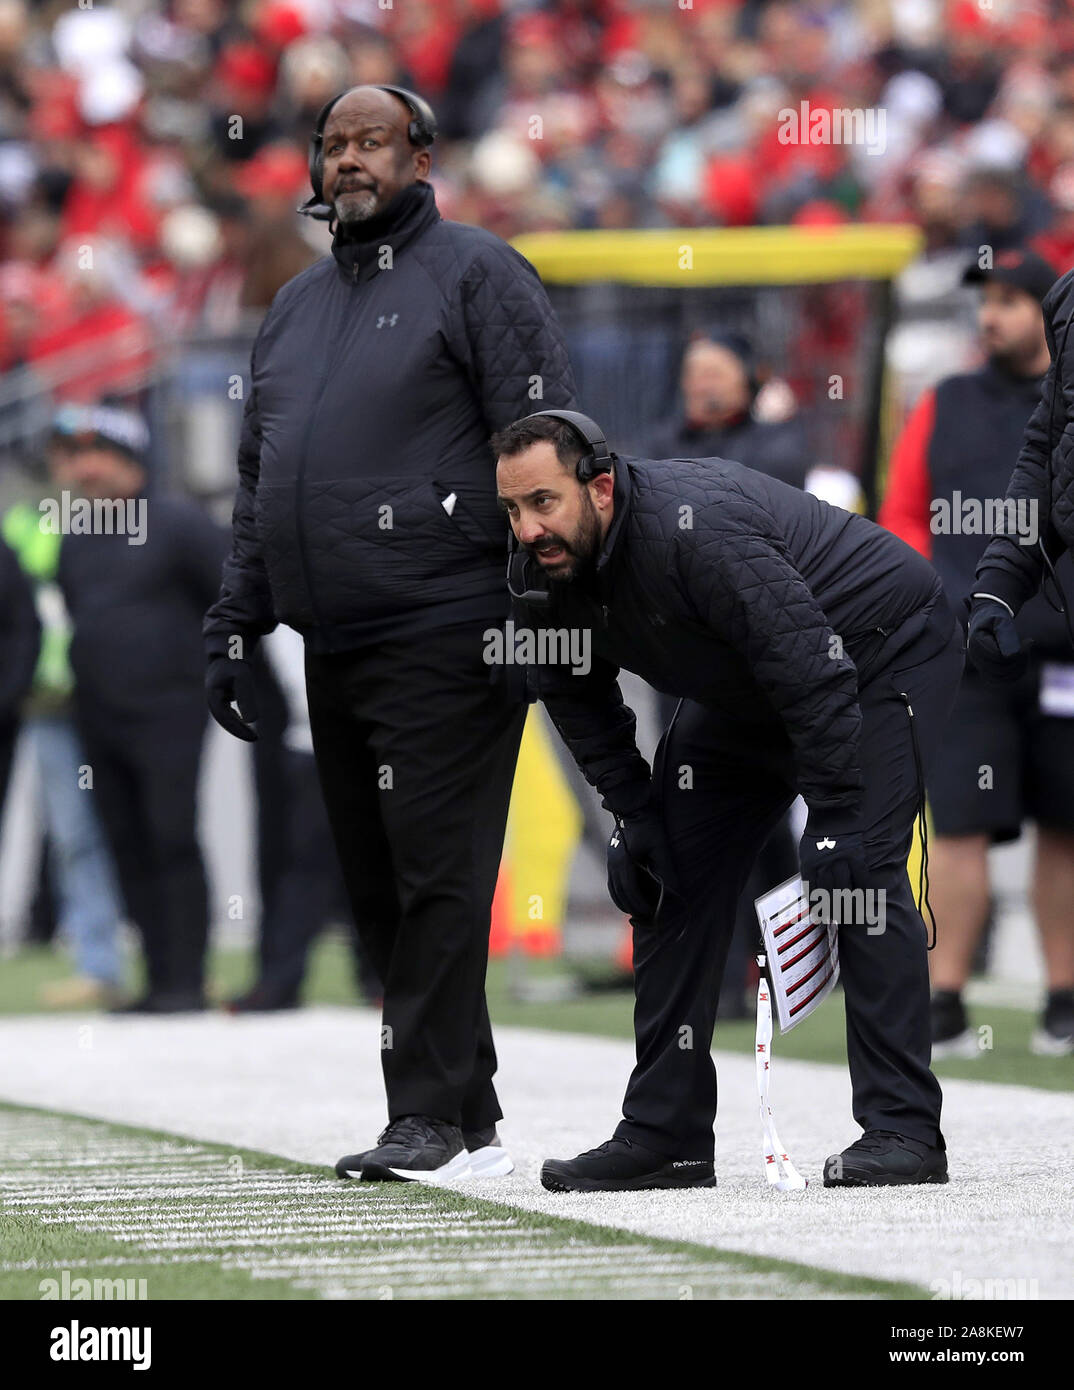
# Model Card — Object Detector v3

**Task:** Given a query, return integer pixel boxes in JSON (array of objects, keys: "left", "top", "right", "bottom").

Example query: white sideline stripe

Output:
[
  {"left": 3, "top": 1117, "right": 804, "bottom": 1299},
  {"left": 1, "top": 1006, "right": 1071, "bottom": 1296}
]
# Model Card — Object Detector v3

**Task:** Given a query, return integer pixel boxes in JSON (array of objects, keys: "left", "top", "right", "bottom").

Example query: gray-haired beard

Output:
[{"left": 333, "top": 189, "right": 379, "bottom": 224}]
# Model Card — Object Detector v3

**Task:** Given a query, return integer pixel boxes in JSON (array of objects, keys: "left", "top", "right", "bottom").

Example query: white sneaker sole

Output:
[
  {"left": 1031, "top": 1028, "right": 1074, "bottom": 1057},
  {"left": 466, "top": 1145, "right": 515, "bottom": 1178},
  {"left": 931, "top": 1029, "right": 981, "bottom": 1060},
  {"left": 378, "top": 1148, "right": 473, "bottom": 1185}
]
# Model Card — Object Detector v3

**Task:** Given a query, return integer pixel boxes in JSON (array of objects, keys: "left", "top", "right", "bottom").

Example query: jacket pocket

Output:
[
  {"left": 298, "top": 474, "right": 501, "bottom": 623},
  {"left": 430, "top": 477, "right": 511, "bottom": 559}
]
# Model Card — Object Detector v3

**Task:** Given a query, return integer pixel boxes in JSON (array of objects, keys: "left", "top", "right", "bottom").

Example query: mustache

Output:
[{"left": 527, "top": 535, "right": 571, "bottom": 555}]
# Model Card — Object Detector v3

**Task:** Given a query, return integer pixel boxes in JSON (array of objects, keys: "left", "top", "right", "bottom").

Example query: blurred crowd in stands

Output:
[
  {"left": 2, "top": 0, "right": 1074, "bottom": 398},
  {"left": 2, "top": 0, "right": 1074, "bottom": 1034}
]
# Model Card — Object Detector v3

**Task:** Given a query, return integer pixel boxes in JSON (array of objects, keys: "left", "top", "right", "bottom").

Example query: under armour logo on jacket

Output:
[
  {"left": 816, "top": 837, "right": 837, "bottom": 850},
  {"left": 377, "top": 314, "right": 399, "bottom": 328}
]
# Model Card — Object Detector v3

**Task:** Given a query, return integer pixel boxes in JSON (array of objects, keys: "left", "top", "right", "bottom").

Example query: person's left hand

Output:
[{"left": 798, "top": 813, "right": 870, "bottom": 923}]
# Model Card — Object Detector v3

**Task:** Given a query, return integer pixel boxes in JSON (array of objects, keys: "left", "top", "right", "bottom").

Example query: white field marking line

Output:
[
  {"left": 30, "top": 1206, "right": 519, "bottom": 1225},
  {"left": 63, "top": 1220, "right": 525, "bottom": 1238},
  {"left": 129, "top": 1234, "right": 577, "bottom": 1250},
  {"left": 0, "top": 1119, "right": 806, "bottom": 1300},
  {"left": 1, "top": 1251, "right": 860, "bottom": 1300},
  {"left": 1, "top": 1176, "right": 345, "bottom": 1189},
  {"left": 235, "top": 1253, "right": 688, "bottom": 1272},
  {"left": 2, "top": 1154, "right": 859, "bottom": 1299},
  {"left": 230, "top": 1249, "right": 673, "bottom": 1270},
  {"left": 6, "top": 1009, "right": 1072, "bottom": 1296}
]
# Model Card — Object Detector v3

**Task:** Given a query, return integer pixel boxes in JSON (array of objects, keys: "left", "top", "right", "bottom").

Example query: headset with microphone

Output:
[
  {"left": 503, "top": 409, "right": 616, "bottom": 606},
  {"left": 298, "top": 84, "right": 438, "bottom": 220}
]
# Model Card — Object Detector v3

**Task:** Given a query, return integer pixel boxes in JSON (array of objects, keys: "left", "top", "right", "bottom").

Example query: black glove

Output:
[
  {"left": 607, "top": 808, "right": 679, "bottom": 927},
  {"left": 967, "top": 596, "right": 1029, "bottom": 685},
  {"left": 798, "top": 813, "right": 870, "bottom": 925},
  {"left": 206, "top": 655, "right": 259, "bottom": 742}
]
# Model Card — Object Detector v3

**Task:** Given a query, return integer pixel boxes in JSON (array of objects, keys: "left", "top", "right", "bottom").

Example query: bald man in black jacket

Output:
[{"left": 205, "top": 86, "right": 577, "bottom": 1184}]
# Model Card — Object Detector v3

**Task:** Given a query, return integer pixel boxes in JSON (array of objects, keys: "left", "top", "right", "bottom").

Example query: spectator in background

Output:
[
  {"left": 643, "top": 329, "right": 809, "bottom": 489},
  {"left": 880, "top": 248, "right": 1074, "bottom": 1059},
  {"left": 0, "top": 532, "right": 38, "bottom": 817},
  {"left": 27, "top": 239, "right": 153, "bottom": 403},
  {"left": 53, "top": 403, "right": 228, "bottom": 1013},
  {"left": 8, "top": 0, "right": 1074, "bottom": 340},
  {"left": 438, "top": 0, "right": 506, "bottom": 142},
  {"left": 3, "top": 485, "right": 124, "bottom": 1009},
  {"left": 231, "top": 144, "right": 318, "bottom": 309}
]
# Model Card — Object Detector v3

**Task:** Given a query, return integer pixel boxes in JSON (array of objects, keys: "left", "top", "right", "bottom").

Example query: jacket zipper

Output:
[{"left": 294, "top": 267, "right": 362, "bottom": 637}]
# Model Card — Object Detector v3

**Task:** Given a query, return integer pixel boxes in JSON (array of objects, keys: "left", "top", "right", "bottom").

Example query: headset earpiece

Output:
[
  {"left": 514, "top": 408, "right": 613, "bottom": 483},
  {"left": 373, "top": 85, "right": 438, "bottom": 149},
  {"left": 299, "top": 85, "right": 438, "bottom": 217}
]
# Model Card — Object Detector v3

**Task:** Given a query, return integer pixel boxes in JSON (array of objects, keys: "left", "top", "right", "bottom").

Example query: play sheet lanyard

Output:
[{"left": 755, "top": 954, "right": 807, "bottom": 1191}]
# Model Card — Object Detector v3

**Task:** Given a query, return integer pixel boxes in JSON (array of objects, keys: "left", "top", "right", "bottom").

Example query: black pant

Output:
[
  {"left": 615, "top": 603, "right": 965, "bottom": 1159},
  {"left": 305, "top": 622, "right": 525, "bottom": 1131},
  {"left": 78, "top": 702, "right": 209, "bottom": 997}
]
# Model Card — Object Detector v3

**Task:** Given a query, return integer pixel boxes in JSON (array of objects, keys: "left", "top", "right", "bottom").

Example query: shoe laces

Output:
[
  {"left": 581, "top": 1138, "right": 631, "bottom": 1159},
  {"left": 845, "top": 1130, "right": 904, "bottom": 1155},
  {"left": 376, "top": 1115, "right": 436, "bottom": 1147}
]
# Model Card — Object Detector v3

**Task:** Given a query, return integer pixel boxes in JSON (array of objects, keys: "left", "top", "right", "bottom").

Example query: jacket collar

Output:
[
  {"left": 595, "top": 454, "right": 632, "bottom": 579},
  {"left": 330, "top": 180, "right": 440, "bottom": 283}
]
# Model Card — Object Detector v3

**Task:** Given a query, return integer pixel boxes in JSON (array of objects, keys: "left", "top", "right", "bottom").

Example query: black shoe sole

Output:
[
  {"left": 540, "top": 1164, "right": 717, "bottom": 1193},
  {"left": 335, "top": 1156, "right": 369, "bottom": 1179}
]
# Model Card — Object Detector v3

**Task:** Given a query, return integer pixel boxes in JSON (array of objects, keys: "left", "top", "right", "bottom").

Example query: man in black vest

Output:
[
  {"left": 882, "top": 248, "right": 1074, "bottom": 1058},
  {"left": 204, "top": 86, "right": 577, "bottom": 1183}
]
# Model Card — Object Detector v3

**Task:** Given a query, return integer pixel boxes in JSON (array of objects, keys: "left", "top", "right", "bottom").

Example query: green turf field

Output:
[
  {"left": 0, "top": 1102, "right": 922, "bottom": 1301},
  {"left": 3, "top": 935, "right": 1070, "bottom": 1092}
]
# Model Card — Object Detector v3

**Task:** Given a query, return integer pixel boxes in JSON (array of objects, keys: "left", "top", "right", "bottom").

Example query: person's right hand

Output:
[
  {"left": 606, "top": 807, "right": 680, "bottom": 927},
  {"left": 967, "top": 596, "right": 1029, "bottom": 685},
  {"left": 206, "top": 656, "right": 259, "bottom": 742}
]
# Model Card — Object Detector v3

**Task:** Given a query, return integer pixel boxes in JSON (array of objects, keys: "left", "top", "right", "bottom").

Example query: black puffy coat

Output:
[
  {"left": 204, "top": 180, "right": 577, "bottom": 655},
  {"left": 515, "top": 455, "right": 947, "bottom": 823},
  {"left": 975, "top": 266, "right": 1074, "bottom": 623}
]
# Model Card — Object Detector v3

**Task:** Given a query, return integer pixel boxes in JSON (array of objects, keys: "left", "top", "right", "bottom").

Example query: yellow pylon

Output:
[{"left": 493, "top": 708, "right": 582, "bottom": 956}]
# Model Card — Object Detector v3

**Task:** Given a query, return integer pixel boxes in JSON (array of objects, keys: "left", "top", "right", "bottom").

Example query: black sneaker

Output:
[
  {"left": 930, "top": 990, "right": 978, "bottom": 1060},
  {"left": 462, "top": 1127, "right": 514, "bottom": 1178},
  {"left": 823, "top": 1130, "right": 948, "bottom": 1187},
  {"left": 336, "top": 1116, "right": 470, "bottom": 1185},
  {"left": 1031, "top": 990, "right": 1074, "bottom": 1057},
  {"left": 541, "top": 1137, "right": 716, "bottom": 1193}
]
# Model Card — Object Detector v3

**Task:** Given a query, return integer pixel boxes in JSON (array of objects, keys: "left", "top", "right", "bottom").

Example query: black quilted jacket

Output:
[
  {"left": 975, "top": 266, "right": 1074, "bottom": 620},
  {"left": 517, "top": 456, "right": 946, "bottom": 823},
  {"left": 204, "top": 180, "right": 577, "bottom": 655}
]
